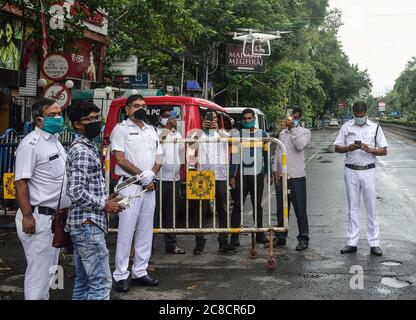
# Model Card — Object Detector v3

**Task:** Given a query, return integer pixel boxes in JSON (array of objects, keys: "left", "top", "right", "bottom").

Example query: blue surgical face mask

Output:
[
  {"left": 293, "top": 119, "right": 301, "bottom": 127},
  {"left": 242, "top": 120, "right": 256, "bottom": 129},
  {"left": 354, "top": 116, "right": 367, "bottom": 126},
  {"left": 41, "top": 116, "right": 64, "bottom": 134}
]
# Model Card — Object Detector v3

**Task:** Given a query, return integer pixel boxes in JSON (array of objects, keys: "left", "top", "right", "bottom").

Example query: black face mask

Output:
[
  {"left": 84, "top": 121, "right": 102, "bottom": 139},
  {"left": 133, "top": 108, "right": 147, "bottom": 121}
]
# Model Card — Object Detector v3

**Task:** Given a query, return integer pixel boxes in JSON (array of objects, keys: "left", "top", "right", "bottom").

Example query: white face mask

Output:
[
  {"left": 354, "top": 116, "right": 367, "bottom": 126},
  {"left": 161, "top": 118, "right": 169, "bottom": 126}
]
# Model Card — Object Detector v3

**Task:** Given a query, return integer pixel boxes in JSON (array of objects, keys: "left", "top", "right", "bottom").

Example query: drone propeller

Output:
[
  {"left": 235, "top": 28, "right": 259, "bottom": 33},
  {"left": 265, "top": 30, "right": 293, "bottom": 35}
]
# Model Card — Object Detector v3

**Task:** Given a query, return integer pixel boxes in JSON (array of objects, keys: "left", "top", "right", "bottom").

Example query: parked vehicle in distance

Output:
[{"left": 329, "top": 118, "right": 339, "bottom": 126}]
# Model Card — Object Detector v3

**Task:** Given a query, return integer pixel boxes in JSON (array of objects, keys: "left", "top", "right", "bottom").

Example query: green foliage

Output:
[
  {"left": 385, "top": 57, "right": 416, "bottom": 121},
  {"left": 6, "top": 0, "right": 371, "bottom": 124}
]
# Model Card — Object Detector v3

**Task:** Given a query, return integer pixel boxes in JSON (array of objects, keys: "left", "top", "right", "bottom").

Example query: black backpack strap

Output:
[{"left": 374, "top": 124, "right": 380, "bottom": 148}]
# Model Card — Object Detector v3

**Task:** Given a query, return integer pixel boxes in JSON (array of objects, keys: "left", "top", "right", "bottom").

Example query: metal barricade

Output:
[
  {"left": 106, "top": 135, "right": 288, "bottom": 269},
  {"left": 0, "top": 129, "right": 22, "bottom": 228}
]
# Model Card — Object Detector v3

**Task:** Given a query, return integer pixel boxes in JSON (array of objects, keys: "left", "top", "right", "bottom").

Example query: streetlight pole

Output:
[{"left": 180, "top": 56, "right": 185, "bottom": 96}]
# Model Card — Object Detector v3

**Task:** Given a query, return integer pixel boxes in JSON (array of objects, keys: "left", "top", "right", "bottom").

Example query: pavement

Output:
[{"left": 1, "top": 127, "right": 416, "bottom": 300}]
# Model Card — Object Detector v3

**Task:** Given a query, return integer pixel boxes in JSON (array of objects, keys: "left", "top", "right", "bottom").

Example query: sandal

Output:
[{"left": 167, "top": 246, "right": 186, "bottom": 254}]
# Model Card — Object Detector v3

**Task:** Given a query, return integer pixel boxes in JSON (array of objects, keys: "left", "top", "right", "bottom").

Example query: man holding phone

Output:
[{"left": 334, "top": 101, "right": 388, "bottom": 256}]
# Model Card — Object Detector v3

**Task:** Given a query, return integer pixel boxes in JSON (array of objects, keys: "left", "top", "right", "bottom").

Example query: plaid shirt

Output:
[{"left": 65, "top": 134, "right": 108, "bottom": 232}]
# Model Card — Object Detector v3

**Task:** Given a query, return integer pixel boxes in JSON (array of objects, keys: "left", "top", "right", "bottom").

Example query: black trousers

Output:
[
  {"left": 275, "top": 176, "right": 309, "bottom": 243},
  {"left": 154, "top": 180, "right": 181, "bottom": 251},
  {"left": 191, "top": 180, "right": 229, "bottom": 245},
  {"left": 231, "top": 173, "right": 265, "bottom": 229}
]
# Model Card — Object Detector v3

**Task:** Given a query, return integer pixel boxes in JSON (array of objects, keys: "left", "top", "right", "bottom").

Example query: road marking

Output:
[{"left": 306, "top": 151, "right": 319, "bottom": 165}]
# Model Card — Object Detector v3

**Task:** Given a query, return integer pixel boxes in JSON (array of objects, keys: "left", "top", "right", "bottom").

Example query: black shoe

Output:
[
  {"left": 370, "top": 246, "right": 382, "bottom": 256},
  {"left": 230, "top": 235, "right": 240, "bottom": 247},
  {"left": 296, "top": 241, "right": 308, "bottom": 251},
  {"left": 115, "top": 279, "right": 129, "bottom": 293},
  {"left": 340, "top": 245, "right": 357, "bottom": 254},
  {"left": 256, "top": 233, "right": 269, "bottom": 244},
  {"left": 193, "top": 241, "right": 206, "bottom": 254},
  {"left": 219, "top": 243, "right": 237, "bottom": 254},
  {"left": 264, "top": 237, "right": 286, "bottom": 248},
  {"left": 131, "top": 275, "right": 159, "bottom": 287}
]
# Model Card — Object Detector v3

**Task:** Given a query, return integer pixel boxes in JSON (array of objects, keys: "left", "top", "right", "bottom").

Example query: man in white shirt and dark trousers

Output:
[
  {"left": 15, "top": 98, "right": 70, "bottom": 300},
  {"left": 110, "top": 95, "right": 163, "bottom": 292},
  {"left": 273, "top": 107, "right": 311, "bottom": 251},
  {"left": 191, "top": 111, "right": 236, "bottom": 254},
  {"left": 154, "top": 107, "right": 186, "bottom": 254},
  {"left": 334, "top": 101, "right": 388, "bottom": 256}
]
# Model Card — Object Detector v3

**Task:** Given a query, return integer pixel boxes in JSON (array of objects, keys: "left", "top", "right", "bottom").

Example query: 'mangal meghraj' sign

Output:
[{"left": 225, "top": 44, "right": 266, "bottom": 73}]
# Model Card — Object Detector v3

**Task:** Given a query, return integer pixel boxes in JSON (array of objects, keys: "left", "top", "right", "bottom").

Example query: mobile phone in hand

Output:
[{"left": 354, "top": 140, "right": 362, "bottom": 146}]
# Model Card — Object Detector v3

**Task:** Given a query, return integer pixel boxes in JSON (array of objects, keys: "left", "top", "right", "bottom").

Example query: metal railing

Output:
[{"left": 105, "top": 136, "right": 288, "bottom": 269}]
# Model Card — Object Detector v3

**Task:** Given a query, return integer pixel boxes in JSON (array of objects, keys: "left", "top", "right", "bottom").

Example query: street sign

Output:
[
  {"left": 378, "top": 101, "right": 386, "bottom": 112},
  {"left": 41, "top": 53, "right": 69, "bottom": 81},
  {"left": 42, "top": 83, "right": 71, "bottom": 109},
  {"left": 130, "top": 73, "right": 150, "bottom": 89},
  {"left": 225, "top": 44, "right": 266, "bottom": 73},
  {"left": 109, "top": 56, "right": 138, "bottom": 76}
]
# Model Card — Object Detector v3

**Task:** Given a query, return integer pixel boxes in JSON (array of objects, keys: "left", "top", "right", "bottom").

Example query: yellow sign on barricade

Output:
[
  {"left": 186, "top": 170, "right": 215, "bottom": 200},
  {"left": 3, "top": 173, "right": 16, "bottom": 199}
]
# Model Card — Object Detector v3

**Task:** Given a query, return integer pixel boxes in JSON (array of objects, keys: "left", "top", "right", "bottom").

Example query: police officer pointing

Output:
[
  {"left": 110, "top": 95, "right": 163, "bottom": 292},
  {"left": 15, "top": 98, "right": 70, "bottom": 300},
  {"left": 334, "top": 101, "right": 388, "bottom": 256}
]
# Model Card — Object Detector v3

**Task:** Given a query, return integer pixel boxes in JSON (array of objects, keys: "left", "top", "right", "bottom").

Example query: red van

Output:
[{"left": 103, "top": 96, "right": 232, "bottom": 182}]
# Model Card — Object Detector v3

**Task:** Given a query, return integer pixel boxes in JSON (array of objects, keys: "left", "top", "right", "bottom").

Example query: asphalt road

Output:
[{"left": 1, "top": 127, "right": 415, "bottom": 300}]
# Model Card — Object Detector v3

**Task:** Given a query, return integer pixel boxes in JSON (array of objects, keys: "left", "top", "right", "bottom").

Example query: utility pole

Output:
[
  {"left": 204, "top": 59, "right": 209, "bottom": 99},
  {"left": 180, "top": 56, "right": 185, "bottom": 96}
]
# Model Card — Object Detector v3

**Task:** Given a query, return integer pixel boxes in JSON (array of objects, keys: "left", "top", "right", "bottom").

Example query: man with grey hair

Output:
[
  {"left": 334, "top": 101, "right": 388, "bottom": 256},
  {"left": 15, "top": 98, "right": 70, "bottom": 299}
]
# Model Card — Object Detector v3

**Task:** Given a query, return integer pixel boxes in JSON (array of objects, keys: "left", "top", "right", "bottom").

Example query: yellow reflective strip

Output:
[
  {"left": 263, "top": 143, "right": 269, "bottom": 151},
  {"left": 282, "top": 154, "right": 287, "bottom": 166},
  {"left": 105, "top": 159, "right": 110, "bottom": 171},
  {"left": 229, "top": 228, "right": 241, "bottom": 234},
  {"left": 283, "top": 207, "right": 289, "bottom": 218}
]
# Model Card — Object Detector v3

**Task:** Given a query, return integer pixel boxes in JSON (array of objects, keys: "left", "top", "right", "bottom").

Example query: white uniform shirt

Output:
[
  {"left": 14, "top": 127, "right": 71, "bottom": 208},
  {"left": 334, "top": 119, "right": 388, "bottom": 166},
  {"left": 110, "top": 118, "right": 163, "bottom": 177},
  {"left": 197, "top": 130, "right": 229, "bottom": 181},
  {"left": 156, "top": 128, "right": 183, "bottom": 182}
]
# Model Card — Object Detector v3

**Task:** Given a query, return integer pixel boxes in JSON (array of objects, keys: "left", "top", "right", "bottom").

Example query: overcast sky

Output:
[{"left": 328, "top": 0, "right": 416, "bottom": 96}]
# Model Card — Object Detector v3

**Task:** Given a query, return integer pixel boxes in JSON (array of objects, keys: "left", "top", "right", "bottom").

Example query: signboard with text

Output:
[
  {"left": 130, "top": 73, "right": 150, "bottom": 88},
  {"left": 41, "top": 53, "right": 69, "bottom": 81},
  {"left": 225, "top": 44, "right": 266, "bottom": 73},
  {"left": 109, "top": 56, "right": 138, "bottom": 76},
  {"left": 378, "top": 101, "right": 386, "bottom": 112}
]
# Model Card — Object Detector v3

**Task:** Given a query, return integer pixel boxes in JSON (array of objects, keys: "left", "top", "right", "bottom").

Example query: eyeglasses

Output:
[
  {"left": 129, "top": 104, "right": 147, "bottom": 109},
  {"left": 80, "top": 115, "right": 102, "bottom": 123}
]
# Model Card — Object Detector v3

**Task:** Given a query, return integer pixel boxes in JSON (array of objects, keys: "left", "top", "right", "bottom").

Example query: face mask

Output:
[
  {"left": 160, "top": 118, "right": 169, "bottom": 126},
  {"left": 41, "top": 116, "right": 64, "bottom": 134},
  {"left": 293, "top": 119, "right": 301, "bottom": 127},
  {"left": 354, "top": 116, "right": 367, "bottom": 126},
  {"left": 133, "top": 108, "right": 147, "bottom": 121},
  {"left": 84, "top": 121, "right": 102, "bottom": 139},
  {"left": 242, "top": 120, "right": 255, "bottom": 129}
]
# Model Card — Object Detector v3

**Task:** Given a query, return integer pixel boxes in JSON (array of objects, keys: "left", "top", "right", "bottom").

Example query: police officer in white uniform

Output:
[
  {"left": 110, "top": 95, "right": 163, "bottom": 292},
  {"left": 15, "top": 98, "right": 70, "bottom": 300},
  {"left": 334, "top": 101, "right": 388, "bottom": 256}
]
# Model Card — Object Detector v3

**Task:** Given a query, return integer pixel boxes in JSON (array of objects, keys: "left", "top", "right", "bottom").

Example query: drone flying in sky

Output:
[{"left": 231, "top": 28, "right": 292, "bottom": 57}]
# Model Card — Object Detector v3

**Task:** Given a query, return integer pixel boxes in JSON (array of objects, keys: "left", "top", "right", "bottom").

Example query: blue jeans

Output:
[{"left": 70, "top": 223, "right": 112, "bottom": 300}]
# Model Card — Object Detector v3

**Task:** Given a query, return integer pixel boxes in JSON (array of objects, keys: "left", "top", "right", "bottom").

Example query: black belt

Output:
[
  {"left": 345, "top": 163, "right": 375, "bottom": 170},
  {"left": 31, "top": 206, "right": 55, "bottom": 215}
]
